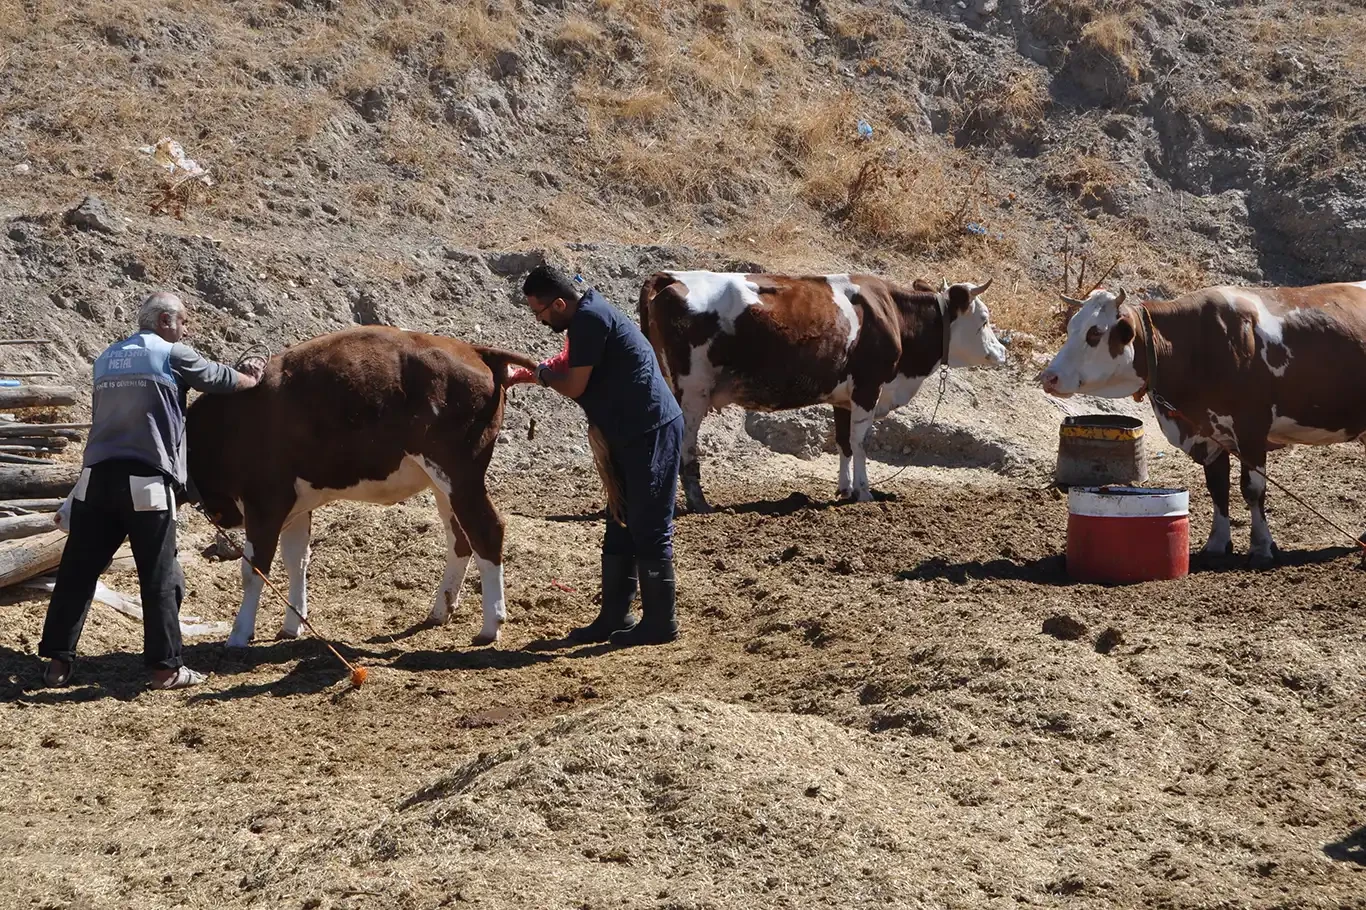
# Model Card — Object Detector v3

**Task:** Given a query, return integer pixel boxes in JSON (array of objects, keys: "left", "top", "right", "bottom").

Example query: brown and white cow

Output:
[
  {"left": 1040, "top": 282, "right": 1366, "bottom": 564},
  {"left": 186, "top": 326, "right": 536, "bottom": 647},
  {"left": 638, "top": 270, "right": 1007, "bottom": 512}
]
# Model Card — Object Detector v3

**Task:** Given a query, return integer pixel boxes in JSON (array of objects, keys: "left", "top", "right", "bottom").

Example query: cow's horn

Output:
[
  {"left": 1114, "top": 287, "right": 1127, "bottom": 306},
  {"left": 969, "top": 277, "right": 993, "bottom": 297},
  {"left": 939, "top": 276, "right": 950, "bottom": 293},
  {"left": 1059, "top": 293, "right": 1085, "bottom": 308}
]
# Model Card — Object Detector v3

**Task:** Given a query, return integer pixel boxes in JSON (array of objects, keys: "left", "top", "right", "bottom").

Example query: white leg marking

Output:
[
  {"left": 850, "top": 404, "right": 876, "bottom": 501},
  {"left": 838, "top": 451, "right": 853, "bottom": 497},
  {"left": 228, "top": 540, "right": 262, "bottom": 648},
  {"left": 1245, "top": 471, "right": 1274, "bottom": 561},
  {"left": 278, "top": 513, "right": 311, "bottom": 640},
  {"left": 428, "top": 493, "right": 470, "bottom": 625},
  {"left": 1203, "top": 509, "right": 1232, "bottom": 555},
  {"left": 473, "top": 555, "right": 507, "bottom": 645}
]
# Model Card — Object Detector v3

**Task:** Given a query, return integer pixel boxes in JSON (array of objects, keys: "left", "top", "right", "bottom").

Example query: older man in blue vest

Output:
[{"left": 39, "top": 291, "right": 261, "bottom": 690}]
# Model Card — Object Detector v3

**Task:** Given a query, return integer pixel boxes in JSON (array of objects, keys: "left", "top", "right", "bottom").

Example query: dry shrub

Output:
[
  {"left": 553, "top": 14, "right": 607, "bottom": 55},
  {"left": 1078, "top": 11, "right": 1141, "bottom": 81},
  {"left": 955, "top": 70, "right": 1050, "bottom": 147},
  {"left": 1045, "top": 153, "right": 1117, "bottom": 209}
]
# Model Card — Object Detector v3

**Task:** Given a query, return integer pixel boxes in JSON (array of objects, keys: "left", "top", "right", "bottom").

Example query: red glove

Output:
[{"left": 544, "top": 336, "right": 571, "bottom": 372}]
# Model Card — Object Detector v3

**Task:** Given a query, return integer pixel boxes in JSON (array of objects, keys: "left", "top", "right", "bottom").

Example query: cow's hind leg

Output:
[
  {"left": 226, "top": 506, "right": 287, "bottom": 648},
  {"left": 1201, "top": 451, "right": 1234, "bottom": 555},
  {"left": 834, "top": 406, "right": 854, "bottom": 498},
  {"left": 418, "top": 457, "right": 506, "bottom": 646},
  {"left": 426, "top": 490, "right": 472, "bottom": 627},
  {"left": 278, "top": 511, "right": 312, "bottom": 640}
]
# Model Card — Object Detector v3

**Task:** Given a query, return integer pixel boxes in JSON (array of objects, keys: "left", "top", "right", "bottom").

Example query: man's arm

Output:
[
  {"left": 538, "top": 363, "right": 592, "bottom": 399},
  {"left": 170, "top": 343, "right": 258, "bottom": 393}
]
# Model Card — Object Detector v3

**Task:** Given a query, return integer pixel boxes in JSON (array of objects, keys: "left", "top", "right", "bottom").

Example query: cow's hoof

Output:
[
  {"left": 275, "top": 628, "right": 304, "bottom": 641},
  {"left": 836, "top": 487, "right": 853, "bottom": 500},
  {"left": 423, "top": 613, "right": 450, "bottom": 629},
  {"left": 224, "top": 638, "right": 252, "bottom": 650},
  {"left": 854, "top": 490, "right": 874, "bottom": 503},
  {"left": 686, "top": 502, "right": 714, "bottom": 515},
  {"left": 1247, "top": 552, "right": 1277, "bottom": 570},
  {"left": 471, "top": 631, "right": 499, "bottom": 647}
]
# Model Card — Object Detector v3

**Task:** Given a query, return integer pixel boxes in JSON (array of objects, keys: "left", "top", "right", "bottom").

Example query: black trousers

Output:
[
  {"left": 602, "top": 415, "right": 683, "bottom": 561},
  {"left": 39, "top": 459, "right": 185, "bottom": 670}
]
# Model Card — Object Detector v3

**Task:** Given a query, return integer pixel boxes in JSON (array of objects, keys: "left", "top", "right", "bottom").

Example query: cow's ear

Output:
[
  {"left": 1112, "top": 315, "right": 1135, "bottom": 347},
  {"left": 912, "top": 278, "right": 935, "bottom": 292}
]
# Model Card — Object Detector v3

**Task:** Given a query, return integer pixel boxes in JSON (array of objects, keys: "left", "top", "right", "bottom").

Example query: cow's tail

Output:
[
  {"left": 474, "top": 345, "right": 538, "bottom": 390},
  {"left": 638, "top": 272, "right": 676, "bottom": 391}
]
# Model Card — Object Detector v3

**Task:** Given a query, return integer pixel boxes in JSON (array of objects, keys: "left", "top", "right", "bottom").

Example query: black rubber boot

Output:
[
  {"left": 610, "top": 558, "right": 678, "bottom": 646},
  {"left": 568, "top": 553, "right": 638, "bottom": 643}
]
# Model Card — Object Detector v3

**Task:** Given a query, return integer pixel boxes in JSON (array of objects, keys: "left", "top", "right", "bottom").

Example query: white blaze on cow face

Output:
[
  {"left": 1041, "top": 289, "right": 1143, "bottom": 398},
  {"left": 947, "top": 284, "right": 1007, "bottom": 368}
]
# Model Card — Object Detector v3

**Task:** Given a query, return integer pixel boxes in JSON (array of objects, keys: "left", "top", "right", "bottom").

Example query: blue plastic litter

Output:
[
  {"left": 0, "top": 379, "right": 20, "bottom": 387},
  {"left": 857, "top": 119, "right": 873, "bottom": 140},
  {"left": 964, "top": 222, "right": 987, "bottom": 236}
]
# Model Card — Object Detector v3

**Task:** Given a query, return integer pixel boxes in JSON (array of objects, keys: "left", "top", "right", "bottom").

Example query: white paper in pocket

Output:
[
  {"left": 72, "top": 467, "right": 92, "bottom": 502},
  {"left": 130, "top": 475, "right": 170, "bottom": 512}
]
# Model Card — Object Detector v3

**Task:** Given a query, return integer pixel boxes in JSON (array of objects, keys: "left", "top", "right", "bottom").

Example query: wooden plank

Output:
[
  {"left": 0, "top": 437, "right": 69, "bottom": 450},
  {"left": 0, "top": 423, "right": 90, "bottom": 437},
  {"left": 0, "top": 372, "right": 59, "bottom": 379},
  {"left": 0, "top": 512, "right": 58, "bottom": 541},
  {"left": 21, "top": 578, "right": 229, "bottom": 637},
  {"left": 0, "top": 529, "right": 66, "bottom": 588},
  {"left": 0, "top": 463, "right": 81, "bottom": 498},
  {"left": 0, "top": 339, "right": 54, "bottom": 346},
  {"left": 0, "top": 498, "right": 64, "bottom": 513},
  {"left": 0, "top": 386, "right": 78, "bottom": 409},
  {"left": 0, "top": 452, "right": 56, "bottom": 466}
]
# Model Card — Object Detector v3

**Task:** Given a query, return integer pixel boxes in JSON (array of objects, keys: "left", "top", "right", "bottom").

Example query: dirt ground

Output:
[{"left": 2, "top": 383, "right": 1364, "bottom": 909}]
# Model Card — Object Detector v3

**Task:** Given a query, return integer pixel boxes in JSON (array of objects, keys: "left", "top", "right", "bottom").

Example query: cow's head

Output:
[
  {"left": 1040, "top": 287, "right": 1142, "bottom": 398},
  {"left": 945, "top": 279, "right": 1008, "bottom": 368}
]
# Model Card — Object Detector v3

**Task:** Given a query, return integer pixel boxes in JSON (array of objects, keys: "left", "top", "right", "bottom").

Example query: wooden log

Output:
[
  {"left": 0, "top": 445, "right": 49, "bottom": 454},
  {"left": 0, "top": 437, "right": 69, "bottom": 450},
  {"left": 0, "top": 386, "right": 78, "bottom": 408},
  {"left": 0, "top": 372, "right": 60, "bottom": 379},
  {"left": 0, "top": 533, "right": 134, "bottom": 590},
  {"left": 0, "top": 512, "right": 59, "bottom": 541},
  {"left": 0, "top": 529, "right": 66, "bottom": 588},
  {"left": 0, "top": 453, "right": 56, "bottom": 466},
  {"left": 0, "top": 338, "right": 54, "bottom": 346},
  {"left": 0, "top": 463, "right": 81, "bottom": 498},
  {"left": 0, "top": 423, "right": 89, "bottom": 439},
  {"left": 0, "top": 498, "right": 64, "bottom": 513}
]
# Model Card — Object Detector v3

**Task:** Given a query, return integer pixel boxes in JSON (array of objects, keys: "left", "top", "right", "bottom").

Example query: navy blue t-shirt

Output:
[{"left": 567, "top": 288, "right": 681, "bottom": 441}]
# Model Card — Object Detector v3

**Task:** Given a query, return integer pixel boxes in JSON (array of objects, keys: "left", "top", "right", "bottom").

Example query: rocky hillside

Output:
[{"left": 0, "top": 0, "right": 1363, "bottom": 384}]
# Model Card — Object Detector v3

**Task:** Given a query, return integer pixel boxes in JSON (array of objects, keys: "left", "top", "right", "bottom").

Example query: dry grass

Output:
[{"left": 1044, "top": 152, "right": 1119, "bottom": 210}]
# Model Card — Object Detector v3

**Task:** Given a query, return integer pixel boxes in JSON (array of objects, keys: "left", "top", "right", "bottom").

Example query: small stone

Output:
[
  {"left": 64, "top": 195, "right": 124, "bottom": 234},
  {"left": 1095, "top": 626, "right": 1125, "bottom": 654},
  {"left": 13, "top": 163, "right": 30, "bottom": 175}
]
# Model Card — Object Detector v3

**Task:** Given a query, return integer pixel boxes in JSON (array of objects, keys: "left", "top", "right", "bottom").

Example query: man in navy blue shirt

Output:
[{"left": 515, "top": 265, "right": 684, "bottom": 646}]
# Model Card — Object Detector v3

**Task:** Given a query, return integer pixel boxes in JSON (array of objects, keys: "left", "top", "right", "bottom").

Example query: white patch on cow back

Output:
[
  {"left": 825, "top": 274, "right": 862, "bottom": 352},
  {"left": 667, "top": 271, "right": 761, "bottom": 333},
  {"left": 1223, "top": 288, "right": 1294, "bottom": 377}
]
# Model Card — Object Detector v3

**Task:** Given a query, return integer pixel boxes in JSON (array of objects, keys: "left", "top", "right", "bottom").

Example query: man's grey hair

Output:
[{"left": 137, "top": 292, "right": 186, "bottom": 331}]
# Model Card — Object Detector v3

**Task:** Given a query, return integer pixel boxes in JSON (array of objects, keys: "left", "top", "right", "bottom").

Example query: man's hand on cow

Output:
[{"left": 506, "top": 366, "right": 538, "bottom": 386}]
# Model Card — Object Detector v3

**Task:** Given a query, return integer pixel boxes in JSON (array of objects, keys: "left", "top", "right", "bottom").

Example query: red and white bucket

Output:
[{"left": 1066, "top": 486, "right": 1190, "bottom": 584}]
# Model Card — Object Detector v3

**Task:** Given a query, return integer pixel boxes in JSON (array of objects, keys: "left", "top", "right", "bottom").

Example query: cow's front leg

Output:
[
  {"left": 678, "top": 391, "right": 711, "bottom": 514},
  {"left": 834, "top": 406, "right": 854, "bottom": 498},
  {"left": 226, "top": 509, "right": 285, "bottom": 649},
  {"left": 278, "top": 511, "right": 312, "bottom": 640},
  {"left": 1201, "top": 451, "right": 1233, "bottom": 555},
  {"left": 849, "top": 403, "right": 877, "bottom": 502},
  {"left": 1241, "top": 454, "right": 1277, "bottom": 567}
]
